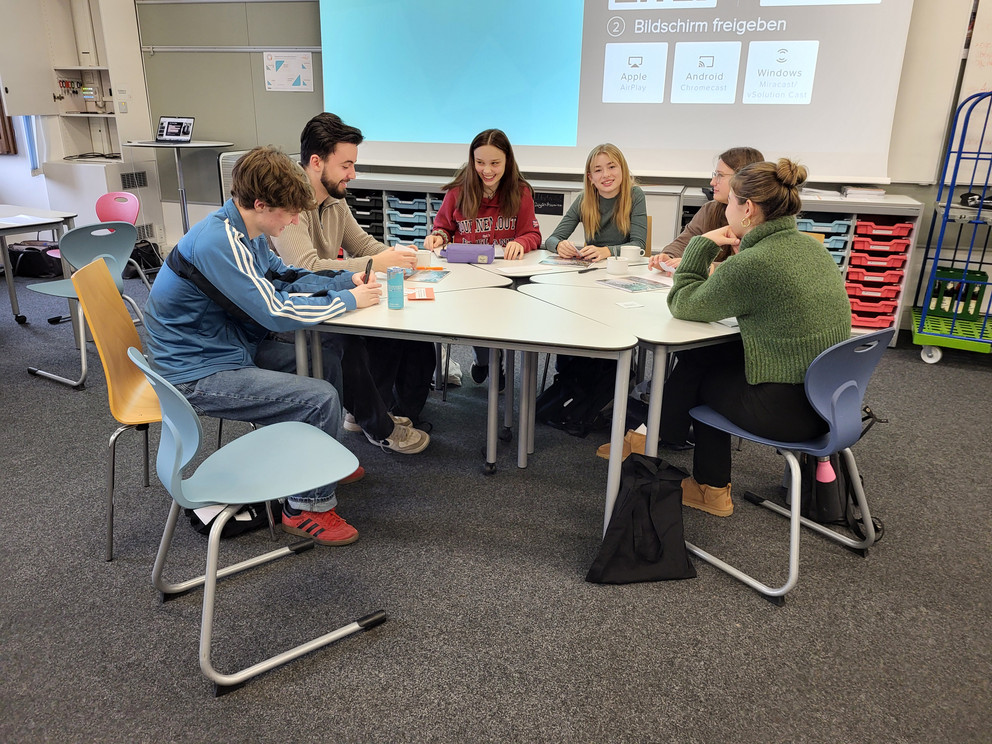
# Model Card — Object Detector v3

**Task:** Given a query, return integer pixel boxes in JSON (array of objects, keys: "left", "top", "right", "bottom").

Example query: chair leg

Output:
[
  {"left": 123, "top": 294, "right": 144, "bottom": 326},
  {"left": 140, "top": 424, "right": 150, "bottom": 487},
  {"left": 184, "top": 503, "right": 386, "bottom": 696},
  {"left": 264, "top": 501, "right": 277, "bottom": 541},
  {"left": 128, "top": 258, "right": 153, "bottom": 291},
  {"left": 685, "top": 449, "right": 803, "bottom": 603},
  {"left": 106, "top": 424, "right": 132, "bottom": 561},
  {"left": 747, "top": 447, "right": 878, "bottom": 553},
  {"left": 28, "top": 300, "right": 88, "bottom": 388}
]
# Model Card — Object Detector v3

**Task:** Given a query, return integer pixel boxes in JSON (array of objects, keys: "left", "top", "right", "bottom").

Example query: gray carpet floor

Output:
[{"left": 1, "top": 271, "right": 989, "bottom": 743}]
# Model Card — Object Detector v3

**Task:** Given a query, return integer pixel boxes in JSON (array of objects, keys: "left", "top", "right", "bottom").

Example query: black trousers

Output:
[
  {"left": 365, "top": 336, "right": 436, "bottom": 426},
  {"left": 660, "top": 340, "right": 828, "bottom": 487}
]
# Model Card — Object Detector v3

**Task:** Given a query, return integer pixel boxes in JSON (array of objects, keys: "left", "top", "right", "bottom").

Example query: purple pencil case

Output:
[{"left": 443, "top": 244, "right": 496, "bottom": 264}]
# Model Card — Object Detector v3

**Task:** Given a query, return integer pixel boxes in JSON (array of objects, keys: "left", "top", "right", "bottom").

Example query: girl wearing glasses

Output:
[
  {"left": 650, "top": 146, "right": 763, "bottom": 271},
  {"left": 545, "top": 143, "right": 647, "bottom": 261}
]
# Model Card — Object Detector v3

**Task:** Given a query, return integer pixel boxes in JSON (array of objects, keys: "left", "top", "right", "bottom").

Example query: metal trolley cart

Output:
[{"left": 913, "top": 91, "right": 992, "bottom": 363}]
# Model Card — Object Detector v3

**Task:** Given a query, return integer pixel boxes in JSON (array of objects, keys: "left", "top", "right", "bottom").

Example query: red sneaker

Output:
[
  {"left": 340, "top": 466, "right": 365, "bottom": 485},
  {"left": 281, "top": 507, "right": 358, "bottom": 546}
]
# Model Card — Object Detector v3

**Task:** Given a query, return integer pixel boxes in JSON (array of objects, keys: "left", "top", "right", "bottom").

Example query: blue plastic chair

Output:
[
  {"left": 687, "top": 329, "right": 894, "bottom": 603},
  {"left": 27, "top": 221, "right": 141, "bottom": 388},
  {"left": 126, "top": 347, "right": 386, "bottom": 695}
]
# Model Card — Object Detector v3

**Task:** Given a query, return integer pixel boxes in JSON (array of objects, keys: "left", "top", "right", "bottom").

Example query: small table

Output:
[
  {"left": 519, "top": 283, "right": 739, "bottom": 464},
  {"left": 299, "top": 287, "right": 638, "bottom": 533},
  {"left": 0, "top": 205, "right": 77, "bottom": 323},
  {"left": 469, "top": 249, "right": 590, "bottom": 279},
  {"left": 404, "top": 260, "right": 512, "bottom": 293},
  {"left": 123, "top": 140, "right": 233, "bottom": 234}
]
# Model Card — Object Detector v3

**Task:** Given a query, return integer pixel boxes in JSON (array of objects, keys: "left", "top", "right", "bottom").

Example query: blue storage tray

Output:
[
  {"left": 824, "top": 235, "right": 848, "bottom": 249},
  {"left": 430, "top": 197, "right": 444, "bottom": 212},
  {"left": 387, "top": 236, "right": 425, "bottom": 249},
  {"left": 387, "top": 222, "right": 429, "bottom": 238},
  {"left": 829, "top": 250, "right": 845, "bottom": 266},
  {"left": 386, "top": 209, "right": 428, "bottom": 225},
  {"left": 386, "top": 195, "right": 427, "bottom": 211},
  {"left": 796, "top": 217, "right": 852, "bottom": 234}
]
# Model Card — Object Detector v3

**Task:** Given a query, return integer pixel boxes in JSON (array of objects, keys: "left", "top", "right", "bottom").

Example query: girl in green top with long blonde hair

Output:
[{"left": 545, "top": 143, "right": 647, "bottom": 261}]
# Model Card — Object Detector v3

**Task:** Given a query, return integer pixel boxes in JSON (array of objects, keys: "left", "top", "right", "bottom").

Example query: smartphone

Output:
[{"left": 362, "top": 258, "right": 374, "bottom": 285}]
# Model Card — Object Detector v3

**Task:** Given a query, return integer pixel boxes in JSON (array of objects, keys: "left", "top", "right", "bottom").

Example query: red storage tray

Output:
[
  {"left": 849, "top": 297, "right": 898, "bottom": 314},
  {"left": 846, "top": 281, "right": 901, "bottom": 299},
  {"left": 850, "top": 236, "right": 911, "bottom": 253},
  {"left": 849, "top": 251, "right": 909, "bottom": 269},
  {"left": 854, "top": 220, "right": 914, "bottom": 237},
  {"left": 851, "top": 311, "right": 895, "bottom": 328},
  {"left": 846, "top": 267, "right": 905, "bottom": 283}
]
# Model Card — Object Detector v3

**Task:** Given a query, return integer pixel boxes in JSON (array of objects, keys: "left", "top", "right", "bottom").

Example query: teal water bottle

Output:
[{"left": 387, "top": 266, "right": 404, "bottom": 309}]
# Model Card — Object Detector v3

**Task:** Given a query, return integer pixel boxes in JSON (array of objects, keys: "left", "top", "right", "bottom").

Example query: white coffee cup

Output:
[
  {"left": 416, "top": 249, "right": 432, "bottom": 268},
  {"left": 606, "top": 256, "right": 629, "bottom": 275},
  {"left": 620, "top": 245, "right": 645, "bottom": 260}
]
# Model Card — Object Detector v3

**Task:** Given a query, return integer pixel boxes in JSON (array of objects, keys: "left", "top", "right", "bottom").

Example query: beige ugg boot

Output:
[
  {"left": 596, "top": 430, "right": 646, "bottom": 461},
  {"left": 681, "top": 477, "right": 733, "bottom": 517}
]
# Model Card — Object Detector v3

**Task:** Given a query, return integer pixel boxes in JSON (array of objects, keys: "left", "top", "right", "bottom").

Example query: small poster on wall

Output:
[{"left": 264, "top": 52, "right": 314, "bottom": 92}]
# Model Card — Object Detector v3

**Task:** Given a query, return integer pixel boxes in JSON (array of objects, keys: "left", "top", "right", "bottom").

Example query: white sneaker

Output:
[
  {"left": 364, "top": 422, "right": 430, "bottom": 454},
  {"left": 347, "top": 411, "right": 411, "bottom": 432},
  {"left": 343, "top": 411, "right": 362, "bottom": 432},
  {"left": 390, "top": 413, "right": 413, "bottom": 427}
]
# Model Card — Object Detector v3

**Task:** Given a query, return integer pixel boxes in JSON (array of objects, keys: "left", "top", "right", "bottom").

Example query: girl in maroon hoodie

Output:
[
  {"left": 426, "top": 129, "right": 542, "bottom": 385},
  {"left": 426, "top": 128, "right": 541, "bottom": 260}
]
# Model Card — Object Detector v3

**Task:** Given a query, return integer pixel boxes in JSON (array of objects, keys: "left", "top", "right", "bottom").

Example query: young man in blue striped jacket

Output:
[{"left": 144, "top": 146, "right": 379, "bottom": 545}]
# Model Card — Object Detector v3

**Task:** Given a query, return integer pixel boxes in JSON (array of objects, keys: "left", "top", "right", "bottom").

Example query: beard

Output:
[{"left": 322, "top": 176, "right": 348, "bottom": 199}]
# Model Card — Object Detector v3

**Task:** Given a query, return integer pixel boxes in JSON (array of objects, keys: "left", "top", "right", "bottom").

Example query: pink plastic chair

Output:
[
  {"left": 95, "top": 192, "right": 141, "bottom": 224},
  {"left": 95, "top": 192, "right": 153, "bottom": 289}
]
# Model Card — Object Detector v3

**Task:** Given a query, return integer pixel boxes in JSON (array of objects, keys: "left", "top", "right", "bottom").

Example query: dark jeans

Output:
[{"left": 661, "top": 340, "right": 828, "bottom": 487}]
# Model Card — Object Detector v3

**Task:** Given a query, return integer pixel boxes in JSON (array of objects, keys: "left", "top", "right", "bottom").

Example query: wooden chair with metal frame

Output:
[{"left": 71, "top": 257, "right": 161, "bottom": 561}]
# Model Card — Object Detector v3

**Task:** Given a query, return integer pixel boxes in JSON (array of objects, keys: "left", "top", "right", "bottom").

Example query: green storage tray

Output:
[{"left": 926, "top": 267, "right": 988, "bottom": 320}]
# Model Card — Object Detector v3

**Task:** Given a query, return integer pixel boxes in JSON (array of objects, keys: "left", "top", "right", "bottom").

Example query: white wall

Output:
[{"left": 0, "top": 118, "right": 50, "bottom": 210}]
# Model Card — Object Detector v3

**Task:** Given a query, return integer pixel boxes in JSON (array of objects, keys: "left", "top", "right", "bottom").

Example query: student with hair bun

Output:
[
  {"left": 650, "top": 146, "right": 764, "bottom": 271},
  {"left": 662, "top": 158, "right": 852, "bottom": 519}
]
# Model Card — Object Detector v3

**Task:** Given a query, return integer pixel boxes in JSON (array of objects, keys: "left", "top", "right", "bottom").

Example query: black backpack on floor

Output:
[
  {"left": 8, "top": 240, "right": 62, "bottom": 277},
  {"left": 793, "top": 405, "right": 886, "bottom": 541},
  {"left": 535, "top": 356, "right": 618, "bottom": 438}
]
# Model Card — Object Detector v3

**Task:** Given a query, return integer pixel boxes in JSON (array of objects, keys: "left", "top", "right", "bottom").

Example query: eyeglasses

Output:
[{"left": 711, "top": 171, "right": 734, "bottom": 181}]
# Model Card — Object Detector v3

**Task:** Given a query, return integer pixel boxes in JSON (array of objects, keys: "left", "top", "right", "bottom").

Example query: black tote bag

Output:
[{"left": 586, "top": 454, "right": 696, "bottom": 584}]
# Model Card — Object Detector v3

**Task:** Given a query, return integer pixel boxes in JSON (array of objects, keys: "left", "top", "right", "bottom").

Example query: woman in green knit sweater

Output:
[{"left": 664, "top": 158, "right": 852, "bottom": 517}]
